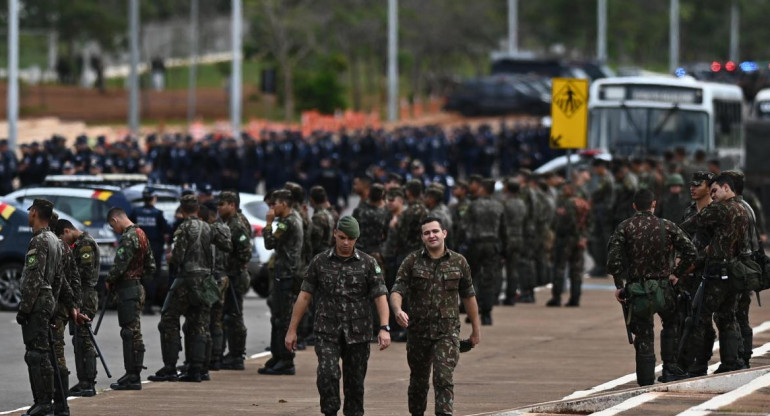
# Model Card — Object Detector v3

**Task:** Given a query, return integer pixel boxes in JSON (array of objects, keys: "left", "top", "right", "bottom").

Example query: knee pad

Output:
[{"left": 120, "top": 327, "right": 133, "bottom": 343}]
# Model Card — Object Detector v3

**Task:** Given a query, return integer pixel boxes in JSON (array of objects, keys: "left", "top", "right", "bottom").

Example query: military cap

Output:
[
  {"left": 181, "top": 188, "right": 195, "bottom": 197},
  {"left": 181, "top": 194, "right": 198, "bottom": 208},
  {"left": 199, "top": 183, "right": 213, "bottom": 196},
  {"left": 29, "top": 198, "right": 54, "bottom": 218},
  {"left": 219, "top": 190, "right": 239, "bottom": 204},
  {"left": 665, "top": 173, "right": 684, "bottom": 187},
  {"left": 336, "top": 216, "right": 360, "bottom": 239},
  {"left": 428, "top": 183, "right": 446, "bottom": 194},
  {"left": 142, "top": 186, "right": 157, "bottom": 198},
  {"left": 453, "top": 179, "right": 469, "bottom": 190},
  {"left": 690, "top": 171, "right": 714, "bottom": 187},
  {"left": 386, "top": 187, "right": 405, "bottom": 200}
]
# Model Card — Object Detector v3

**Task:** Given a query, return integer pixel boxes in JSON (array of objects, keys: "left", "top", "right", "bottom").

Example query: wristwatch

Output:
[{"left": 379, "top": 325, "right": 391, "bottom": 332}]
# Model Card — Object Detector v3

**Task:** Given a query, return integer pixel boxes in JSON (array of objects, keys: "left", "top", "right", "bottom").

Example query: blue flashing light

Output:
[
  {"left": 740, "top": 61, "right": 758, "bottom": 72},
  {"left": 675, "top": 67, "right": 687, "bottom": 77}
]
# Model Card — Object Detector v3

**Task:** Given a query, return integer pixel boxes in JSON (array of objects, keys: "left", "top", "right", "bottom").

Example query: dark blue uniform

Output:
[{"left": 130, "top": 203, "right": 168, "bottom": 309}]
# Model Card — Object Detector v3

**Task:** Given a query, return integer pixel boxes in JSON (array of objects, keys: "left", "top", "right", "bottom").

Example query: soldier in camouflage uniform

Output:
[
  {"left": 448, "top": 180, "right": 471, "bottom": 255},
  {"left": 260, "top": 190, "right": 304, "bottom": 375},
  {"left": 396, "top": 180, "right": 429, "bottom": 263},
  {"left": 533, "top": 175, "right": 555, "bottom": 287},
  {"left": 352, "top": 183, "right": 389, "bottom": 261},
  {"left": 654, "top": 174, "right": 689, "bottom": 223},
  {"left": 286, "top": 182, "right": 313, "bottom": 278},
  {"left": 547, "top": 182, "right": 590, "bottom": 307},
  {"left": 425, "top": 185, "right": 453, "bottom": 240},
  {"left": 218, "top": 191, "right": 253, "bottom": 370},
  {"left": 17, "top": 199, "right": 69, "bottom": 416},
  {"left": 502, "top": 179, "right": 526, "bottom": 305},
  {"left": 383, "top": 187, "right": 407, "bottom": 340},
  {"left": 607, "top": 189, "right": 697, "bottom": 386},
  {"left": 391, "top": 217, "right": 481, "bottom": 416},
  {"left": 56, "top": 220, "right": 101, "bottom": 398},
  {"left": 589, "top": 159, "right": 615, "bottom": 277},
  {"left": 517, "top": 170, "right": 539, "bottom": 302},
  {"left": 105, "top": 207, "right": 156, "bottom": 390},
  {"left": 286, "top": 216, "right": 391, "bottom": 416},
  {"left": 309, "top": 186, "right": 337, "bottom": 256},
  {"left": 611, "top": 160, "right": 639, "bottom": 229},
  {"left": 680, "top": 174, "right": 750, "bottom": 375},
  {"left": 149, "top": 195, "right": 215, "bottom": 382},
  {"left": 466, "top": 178, "right": 505, "bottom": 325}
]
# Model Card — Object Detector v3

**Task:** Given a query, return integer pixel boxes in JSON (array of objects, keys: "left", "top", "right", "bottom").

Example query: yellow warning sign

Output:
[{"left": 550, "top": 78, "right": 588, "bottom": 149}]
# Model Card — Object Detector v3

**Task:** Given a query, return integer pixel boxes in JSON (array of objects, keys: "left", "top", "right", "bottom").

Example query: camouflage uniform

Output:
[
  {"left": 655, "top": 191, "right": 690, "bottom": 223},
  {"left": 449, "top": 198, "right": 470, "bottom": 255},
  {"left": 735, "top": 195, "right": 762, "bottom": 368},
  {"left": 392, "top": 249, "right": 475, "bottom": 416},
  {"left": 18, "top": 226, "right": 64, "bottom": 413},
  {"left": 502, "top": 193, "right": 526, "bottom": 302},
  {"left": 607, "top": 211, "right": 697, "bottom": 385},
  {"left": 310, "top": 207, "right": 337, "bottom": 256},
  {"left": 612, "top": 172, "right": 638, "bottom": 228},
  {"left": 51, "top": 241, "right": 80, "bottom": 407},
  {"left": 105, "top": 224, "right": 156, "bottom": 384},
  {"left": 352, "top": 201, "right": 389, "bottom": 258},
  {"left": 264, "top": 210, "right": 304, "bottom": 364},
  {"left": 550, "top": 194, "right": 590, "bottom": 305},
  {"left": 302, "top": 248, "right": 387, "bottom": 416},
  {"left": 70, "top": 232, "right": 100, "bottom": 394},
  {"left": 207, "top": 220, "right": 232, "bottom": 370},
  {"left": 222, "top": 213, "right": 253, "bottom": 364},
  {"left": 518, "top": 186, "right": 540, "bottom": 299},
  {"left": 157, "top": 216, "right": 213, "bottom": 376},
  {"left": 589, "top": 171, "right": 614, "bottom": 276},
  {"left": 396, "top": 200, "right": 429, "bottom": 260},
  {"left": 465, "top": 195, "right": 505, "bottom": 319},
  {"left": 680, "top": 197, "right": 749, "bottom": 373},
  {"left": 534, "top": 187, "right": 555, "bottom": 287}
]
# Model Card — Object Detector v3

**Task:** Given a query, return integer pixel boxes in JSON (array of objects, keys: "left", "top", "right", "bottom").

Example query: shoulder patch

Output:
[
  {"left": 27, "top": 255, "right": 37, "bottom": 266},
  {"left": 239, "top": 234, "right": 248, "bottom": 242},
  {"left": 277, "top": 222, "right": 288, "bottom": 231},
  {"left": 375, "top": 265, "right": 382, "bottom": 274}
]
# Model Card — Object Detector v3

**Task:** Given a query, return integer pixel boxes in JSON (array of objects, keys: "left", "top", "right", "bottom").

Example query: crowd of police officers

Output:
[{"left": 12, "top": 122, "right": 770, "bottom": 415}]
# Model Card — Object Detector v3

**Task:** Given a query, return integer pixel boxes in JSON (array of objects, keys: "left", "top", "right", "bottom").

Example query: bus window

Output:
[{"left": 713, "top": 100, "right": 743, "bottom": 148}]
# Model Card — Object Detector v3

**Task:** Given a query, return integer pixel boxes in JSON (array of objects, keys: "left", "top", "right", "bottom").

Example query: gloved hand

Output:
[{"left": 16, "top": 312, "right": 29, "bottom": 326}]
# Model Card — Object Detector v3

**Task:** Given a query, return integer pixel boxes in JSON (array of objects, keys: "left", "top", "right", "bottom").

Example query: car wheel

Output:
[{"left": 0, "top": 262, "right": 23, "bottom": 311}]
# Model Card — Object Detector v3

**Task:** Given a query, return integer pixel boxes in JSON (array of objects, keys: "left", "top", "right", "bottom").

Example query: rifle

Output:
[
  {"left": 84, "top": 322, "right": 112, "bottom": 378},
  {"left": 94, "top": 287, "right": 110, "bottom": 335},
  {"left": 620, "top": 289, "right": 633, "bottom": 345},
  {"left": 677, "top": 276, "right": 707, "bottom": 361},
  {"left": 48, "top": 325, "right": 69, "bottom": 415}
]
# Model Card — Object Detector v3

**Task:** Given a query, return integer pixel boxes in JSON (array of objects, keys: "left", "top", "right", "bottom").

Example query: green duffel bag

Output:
[
  {"left": 626, "top": 279, "right": 671, "bottom": 319},
  {"left": 728, "top": 255, "right": 763, "bottom": 292}
]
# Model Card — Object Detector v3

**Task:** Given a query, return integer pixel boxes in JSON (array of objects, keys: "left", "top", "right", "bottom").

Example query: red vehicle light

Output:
[
  {"left": 252, "top": 224, "right": 263, "bottom": 237},
  {"left": 711, "top": 61, "right": 721, "bottom": 72},
  {"left": 725, "top": 61, "right": 736, "bottom": 72}
]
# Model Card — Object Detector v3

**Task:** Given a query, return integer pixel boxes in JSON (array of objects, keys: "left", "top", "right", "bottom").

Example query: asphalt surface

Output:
[
  {"left": 0, "top": 291, "right": 271, "bottom": 412},
  {"left": 2, "top": 280, "right": 769, "bottom": 415}
]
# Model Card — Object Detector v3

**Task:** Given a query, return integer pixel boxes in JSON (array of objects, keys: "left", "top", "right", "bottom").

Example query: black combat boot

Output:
[
  {"left": 221, "top": 353, "right": 245, "bottom": 370},
  {"left": 635, "top": 354, "right": 656, "bottom": 386},
  {"left": 545, "top": 297, "right": 561, "bottom": 307},
  {"left": 110, "top": 373, "right": 141, "bottom": 390},
  {"left": 481, "top": 314, "right": 493, "bottom": 326},
  {"left": 714, "top": 332, "right": 746, "bottom": 374},
  {"left": 148, "top": 366, "right": 179, "bottom": 382},
  {"left": 260, "top": 359, "right": 295, "bottom": 375},
  {"left": 22, "top": 403, "right": 53, "bottom": 416},
  {"left": 565, "top": 297, "right": 580, "bottom": 307},
  {"left": 257, "top": 357, "right": 278, "bottom": 374}
]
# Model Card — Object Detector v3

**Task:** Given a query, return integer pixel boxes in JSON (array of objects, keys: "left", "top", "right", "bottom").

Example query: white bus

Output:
[{"left": 588, "top": 76, "right": 744, "bottom": 166}]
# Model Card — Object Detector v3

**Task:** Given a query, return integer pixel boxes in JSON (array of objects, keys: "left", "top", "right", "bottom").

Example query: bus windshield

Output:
[{"left": 589, "top": 107, "right": 709, "bottom": 156}]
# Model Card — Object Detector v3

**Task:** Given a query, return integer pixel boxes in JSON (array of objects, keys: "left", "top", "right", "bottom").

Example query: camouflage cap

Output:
[
  {"left": 218, "top": 191, "right": 239, "bottom": 204},
  {"left": 29, "top": 198, "right": 54, "bottom": 218},
  {"left": 386, "top": 187, "right": 405, "bottom": 200},
  {"left": 665, "top": 173, "right": 684, "bottom": 187},
  {"left": 690, "top": 171, "right": 714, "bottom": 187},
  {"left": 425, "top": 186, "right": 444, "bottom": 201},
  {"left": 181, "top": 194, "right": 198, "bottom": 208},
  {"left": 336, "top": 216, "right": 360, "bottom": 239}
]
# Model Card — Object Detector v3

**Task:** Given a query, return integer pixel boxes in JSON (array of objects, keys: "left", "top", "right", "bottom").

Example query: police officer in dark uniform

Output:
[{"left": 130, "top": 187, "right": 169, "bottom": 315}]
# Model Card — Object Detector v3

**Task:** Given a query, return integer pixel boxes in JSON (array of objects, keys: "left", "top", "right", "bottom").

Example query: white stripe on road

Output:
[
  {"left": 564, "top": 320, "right": 770, "bottom": 400},
  {"left": 676, "top": 372, "right": 770, "bottom": 416},
  {"left": 249, "top": 351, "right": 271, "bottom": 360},
  {"left": 591, "top": 392, "right": 665, "bottom": 416}
]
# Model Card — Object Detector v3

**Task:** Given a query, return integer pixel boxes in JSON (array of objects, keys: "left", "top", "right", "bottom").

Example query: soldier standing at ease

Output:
[
  {"left": 547, "top": 182, "right": 590, "bottom": 307},
  {"left": 608, "top": 190, "right": 697, "bottom": 386},
  {"left": 200, "top": 202, "right": 232, "bottom": 372},
  {"left": 501, "top": 179, "right": 526, "bottom": 305},
  {"left": 589, "top": 159, "right": 615, "bottom": 277},
  {"left": 390, "top": 217, "right": 481, "bottom": 416},
  {"left": 517, "top": 170, "right": 539, "bottom": 302},
  {"left": 260, "top": 190, "right": 304, "bottom": 375},
  {"left": 448, "top": 180, "right": 471, "bottom": 255},
  {"left": 465, "top": 178, "right": 505, "bottom": 325},
  {"left": 17, "top": 199, "right": 68, "bottom": 416},
  {"left": 654, "top": 174, "right": 689, "bottom": 223},
  {"left": 218, "top": 191, "right": 253, "bottom": 370},
  {"left": 309, "top": 186, "right": 337, "bottom": 256},
  {"left": 352, "top": 182, "right": 389, "bottom": 263},
  {"left": 149, "top": 195, "right": 214, "bottom": 382},
  {"left": 105, "top": 207, "right": 156, "bottom": 390},
  {"left": 286, "top": 217, "right": 391, "bottom": 416},
  {"left": 56, "top": 220, "right": 101, "bottom": 398},
  {"left": 396, "top": 180, "right": 429, "bottom": 264}
]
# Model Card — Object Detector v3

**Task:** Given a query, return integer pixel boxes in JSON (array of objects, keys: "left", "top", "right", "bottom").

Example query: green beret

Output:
[{"left": 336, "top": 216, "right": 360, "bottom": 239}]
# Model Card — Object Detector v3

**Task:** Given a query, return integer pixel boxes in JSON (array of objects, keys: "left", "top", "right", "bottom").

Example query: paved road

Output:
[
  {"left": 0, "top": 291, "right": 271, "bottom": 412},
  {"left": 3, "top": 280, "right": 769, "bottom": 415}
]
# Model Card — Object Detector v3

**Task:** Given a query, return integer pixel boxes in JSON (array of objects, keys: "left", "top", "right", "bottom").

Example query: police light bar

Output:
[
  {"left": 725, "top": 61, "right": 737, "bottom": 72},
  {"left": 711, "top": 61, "right": 722, "bottom": 72}
]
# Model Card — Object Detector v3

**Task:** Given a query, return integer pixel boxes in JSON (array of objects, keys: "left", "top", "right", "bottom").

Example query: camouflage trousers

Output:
[
  {"left": 551, "top": 242, "right": 585, "bottom": 301},
  {"left": 468, "top": 241, "right": 502, "bottom": 315},
  {"left": 72, "top": 289, "right": 98, "bottom": 383},
  {"left": 736, "top": 291, "right": 753, "bottom": 366},
  {"left": 406, "top": 335, "right": 460, "bottom": 416},
  {"left": 504, "top": 247, "right": 520, "bottom": 299},
  {"left": 51, "top": 305, "right": 71, "bottom": 376},
  {"left": 269, "top": 278, "right": 296, "bottom": 361},
  {"left": 315, "top": 336, "right": 370, "bottom": 416},
  {"left": 517, "top": 241, "right": 537, "bottom": 294},
  {"left": 117, "top": 281, "right": 146, "bottom": 374},
  {"left": 22, "top": 292, "right": 55, "bottom": 406},
  {"left": 690, "top": 279, "right": 742, "bottom": 370},
  {"left": 629, "top": 299, "right": 681, "bottom": 369},
  {"left": 209, "top": 276, "right": 228, "bottom": 365},
  {"left": 159, "top": 276, "right": 211, "bottom": 370},
  {"left": 223, "top": 271, "right": 248, "bottom": 358}
]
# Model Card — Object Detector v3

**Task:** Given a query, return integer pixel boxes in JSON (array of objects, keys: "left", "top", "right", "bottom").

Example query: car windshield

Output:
[
  {"left": 21, "top": 195, "right": 110, "bottom": 226},
  {"left": 589, "top": 107, "right": 709, "bottom": 156},
  {"left": 243, "top": 200, "right": 268, "bottom": 221}
]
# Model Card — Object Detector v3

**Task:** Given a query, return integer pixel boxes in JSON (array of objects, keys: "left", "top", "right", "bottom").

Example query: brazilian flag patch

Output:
[
  {"left": 27, "top": 255, "right": 37, "bottom": 265},
  {"left": 239, "top": 234, "right": 248, "bottom": 242},
  {"left": 277, "top": 222, "right": 287, "bottom": 231},
  {"left": 375, "top": 265, "right": 382, "bottom": 274}
]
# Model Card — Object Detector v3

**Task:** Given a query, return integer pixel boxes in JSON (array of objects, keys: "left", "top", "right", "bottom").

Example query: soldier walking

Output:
[
  {"left": 547, "top": 182, "right": 590, "bottom": 307},
  {"left": 286, "top": 216, "right": 391, "bottom": 416},
  {"left": 105, "top": 207, "right": 156, "bottom": 390},
  {"left": 390, "top": 217, "right": 481, "bottom": 416},
  {"left": 608, "top": 190, "right": 697, "bottom": 386}
]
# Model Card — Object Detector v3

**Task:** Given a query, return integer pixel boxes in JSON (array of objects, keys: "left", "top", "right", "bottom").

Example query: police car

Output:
[{"left": 0, "top": 198, "right": 117, "bottom": 310}]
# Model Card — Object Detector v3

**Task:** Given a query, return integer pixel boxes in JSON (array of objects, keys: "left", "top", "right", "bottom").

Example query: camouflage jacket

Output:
[
  {"left": 736, "top": 196, "right": 762, "bottom": 253},
  {"left": 352, "top": 201, "right": 389, "bottom": 255},
  {"left": 502, "top": 195, "right": 526, "bottom": 251},
  {"left": 465, "top": 195, "right": 506, "bottom": 243},
  {"left": 395, "top": 200, "right": 428, "bottom": 256},
  {"left": 224, "top": 214, "right": 252, "bottom": 276},
  {"left": 171, "top": 216, "right": 212, "bottom": 276},
  {"left": 654, "top": 191, "right": 690, "bottom": 223},
  {"left": 428, "top": 203, "right": 453, "bottom": 234},
  {"left": 59, "top": 241, "right": 81, "bottom": 310},
  {"left": 295, "top": 207, "right": 314, "bottom": 272},
  {"left": 310, "top": 207, "right": 336, "bottom": 256},
  {"left": 106, "top": 225, "right": 156, "bottom": 284},
  {"left": 520, "top": 187, "right": 539, "bottom": 240},
  {"left": 392, "top": 248, "right": 475, "bottom": 339},
  {"left": 679, "top": 202, "right": 711, "bottom": 273},
  {"left": 680, "top": 197, "right": 749, "bottom": 262},
  {"left": 19, "top": 228, "right": 63, "bottom": 315},
  {"left": 264, "top": 211, "right": 304, "bottom": 279},
  {"left": 449, "top": 198, "right": 471, "bottom": 248},
  {"left": 301, "top": 248, "right": 387, "bottom": 344},
  {"left": 535, "top": 188, "right": 555, "bottom": 234},
  {"left": 73, "top": 232, "right": 100, "bottom": 292},
  {"left": 553, "top": 195, "right": 590, "bottom": 243},
  {"left": 591, "top": 172, "right": 615, "bottom": 208},
  {"left": 607, "top": 211, "right": 697, "bottom": 289},
  {"left": 210, "top": 220, "right": 233, "bottom": 278}
]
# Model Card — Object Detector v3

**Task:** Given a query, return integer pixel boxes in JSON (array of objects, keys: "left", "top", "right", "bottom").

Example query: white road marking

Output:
[
  {"left": 676, "top": 372, "right": 770, "bottom": 416},
  {"left": 591, "top": 392, "right": 665, "bottom": 416},
  {"left": 249, "top": 351, "right": 271, "bottom": 360}
]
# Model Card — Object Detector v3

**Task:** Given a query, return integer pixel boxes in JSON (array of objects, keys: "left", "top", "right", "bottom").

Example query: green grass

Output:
[
  {"left": 105, "top": 59, "right": 264, "bottom": 90},
  {"left": 0, "top": 32, "right": 51, "bottom": 69}
]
